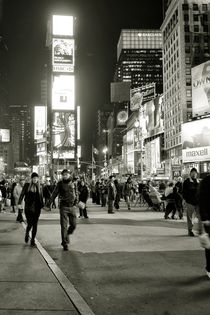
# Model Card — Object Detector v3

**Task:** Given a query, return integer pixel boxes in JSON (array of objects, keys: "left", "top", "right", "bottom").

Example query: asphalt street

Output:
[{"left": 34, "top": 201, "right": 210, "bottom": 315}]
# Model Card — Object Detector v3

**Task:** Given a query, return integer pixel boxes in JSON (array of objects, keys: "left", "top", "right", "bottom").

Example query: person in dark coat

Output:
[
  {"left": 198, "top": 174, "right": 210, "bottom": 279},
  {"left": 46, "top": 169, "right": 78, "bottom": 251},
  {"left": 43, "top": 178, "right": 55, "bottom": 211},
  {"left": 114, "top": 179, "right": 121, "bottom": 210},
  {"left": 183, "top": 168, "right": 202, "bottom": 236},
  {"left": 78, "top": 179, "right": 89, "bottom": 218},
  {"left": 107, "top": 175, "right": 116, "bottom": 214},
  {"left": 18, "top": 172, "right": 44, "bottom": 247}
]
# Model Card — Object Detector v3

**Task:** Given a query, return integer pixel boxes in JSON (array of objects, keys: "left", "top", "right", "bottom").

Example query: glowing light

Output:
[{"left": 52, "top": 15, "right": 74, "bottom": 36}]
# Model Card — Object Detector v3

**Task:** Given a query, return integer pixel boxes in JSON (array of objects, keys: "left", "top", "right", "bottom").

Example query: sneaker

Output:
[
  {"left": 30, "top": 239, "right": 36, "bottom": 247},
  {"left": 188, "top": 230, "right": 194, "bottom": 237},
  {"left": 25, "top": 233, "right": 29, "bottom": 243},
  {"left": 63, "top": 244, "right": 68, "bottom": 251},
  {"left": 206, "top": 271, "right": 210, "bottom": 279},
  {"left": 84, "top": 216, "right": 89, "bottom": 219}
]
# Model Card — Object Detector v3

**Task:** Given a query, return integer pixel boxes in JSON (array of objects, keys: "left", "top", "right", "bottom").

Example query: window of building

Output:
[
  {"left": 184, "top": 14, "right": 189, "bottom": 22},
  {"left": 186, "top": 89, "right": 191, "bottom": 97},
  {"left": 194, "top": 25, "right": 199, "bottom": 32},
  {"left": 182, "top": 4, "right": 189, "bottom": 10},
  {"left": 184, "top": 25, "right": 190, "bottom": 32},
  {"left": 185, "top": 35, "right": 190, "bottom": 43},
  {"left": 203, "top": 25, "right": 208, "bottom": 32},
  {"left": 202, "top": 4, "right": 208, "bottom": 11},
  {"left": 193, "top": 4, "right": 198, "bottom": 10},
  {"left": 204, "top": 36, "right": 209, "bottom": 43},
  {"left": 194, "top": 35, "right": 200, "bottom": 43},
  {"left": 193, "top": 14, "right": 199, "bottom": 22}
]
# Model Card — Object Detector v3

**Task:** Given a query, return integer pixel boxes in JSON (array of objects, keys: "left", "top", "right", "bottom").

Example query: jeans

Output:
[
  {"left": 185, "top": 202, "right": 202, "bottom": 232},
  {"left": 25, "top": 211, "right": 40, "bottom": 240},
  {"left": 60, "top": 206, "right": 76, "bottom": 246}
]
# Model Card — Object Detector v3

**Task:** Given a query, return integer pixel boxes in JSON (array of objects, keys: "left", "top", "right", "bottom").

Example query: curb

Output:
[{"left": 21, "top": 222, "right": 95, "bottom": 315}]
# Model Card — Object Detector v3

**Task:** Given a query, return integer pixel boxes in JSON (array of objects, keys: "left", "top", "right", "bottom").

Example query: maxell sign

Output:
[{"left": 182, "top": 118, "right": 210, "bottom": 163}]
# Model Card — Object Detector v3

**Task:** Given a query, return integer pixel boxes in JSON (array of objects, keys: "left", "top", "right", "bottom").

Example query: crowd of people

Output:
[{"left": 0, "top": 168, "right": 210, "bottom": 278}]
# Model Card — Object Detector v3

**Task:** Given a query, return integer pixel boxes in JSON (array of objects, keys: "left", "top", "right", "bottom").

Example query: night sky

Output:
[{"left": 1, "top": 0, "right": 163, "bottom": 156}]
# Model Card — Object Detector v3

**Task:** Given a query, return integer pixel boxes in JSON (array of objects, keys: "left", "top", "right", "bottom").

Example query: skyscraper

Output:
[
  {"left": 114, "top": 29, "right": 163, "bottom": 93},
  {"left": 161, "top": 0, "right": 210, "bottom": 170}
]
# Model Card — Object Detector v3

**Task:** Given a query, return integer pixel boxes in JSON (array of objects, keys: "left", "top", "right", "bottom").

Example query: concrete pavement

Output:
[
  {"left": 36, "top": 202, "right": 210, "bottom": 315},
  {"left": 1, "top": 201, "right": 210, "bottom": 315},
  {"left": 0, "top": 211, "right": 91, "bottom": 315}
]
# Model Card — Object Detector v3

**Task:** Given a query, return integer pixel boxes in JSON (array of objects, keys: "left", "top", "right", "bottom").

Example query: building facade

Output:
[
  {"left": 114, "top": 29, "right": 163, "bottom": 93},
  {"left": 161, "top": 0, "right": 210, "bottom": 176}
]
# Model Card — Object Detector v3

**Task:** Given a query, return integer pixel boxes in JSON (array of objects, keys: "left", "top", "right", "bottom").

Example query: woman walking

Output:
[
  {"left": 78, "top": 179, "right": 89, "bottom": 218},
  {"left": 18, "top": 172, "right": 44, "bottom": 247}
]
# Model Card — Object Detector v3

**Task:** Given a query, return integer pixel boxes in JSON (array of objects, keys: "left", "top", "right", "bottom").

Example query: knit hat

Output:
[
  {"left": 61, "top": 169, "right": 70, "bottom": 175},
  {"left": 31, "top": 172, "right": 39, "bottom": 179},
  {"left": 190, "top": 167, "right": 198, "bottom": 173}
]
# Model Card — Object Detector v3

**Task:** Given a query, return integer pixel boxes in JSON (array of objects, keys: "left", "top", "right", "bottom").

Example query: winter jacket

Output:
[
  {"left": 49, "top": 178, "right": 78, "bottom": 208},
  {"left": 78, "top": 185, "right": 89, "bottom": 203},
  {"left": 18, "top": 182, "right": 44, "bottom": 215},
  {"left": 183, "top": 177, "right": 199, "bottom": 206},
  {"left": 13, "top": 183, "right": 24, "bottom": 207}
]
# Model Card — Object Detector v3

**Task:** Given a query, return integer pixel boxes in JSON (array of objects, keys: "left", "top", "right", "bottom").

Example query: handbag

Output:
[
  {"left": 78, "top": 201, "right": 85, "bottom": 209},
  {"left": 199, "top": 233, "right": 210, "bottom": 249}
]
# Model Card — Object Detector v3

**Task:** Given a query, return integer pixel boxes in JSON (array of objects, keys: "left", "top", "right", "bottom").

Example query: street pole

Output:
[{"left": 91, "top": 145, "right": 94, "bottom": 180}]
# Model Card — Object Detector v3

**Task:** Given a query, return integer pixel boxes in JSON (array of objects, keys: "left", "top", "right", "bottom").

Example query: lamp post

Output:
[
  {"left": 134, "top": 120, "right": 144, "bottom": 181},
  {"left": 102, "top": 146, "right": 108, "bottom": 177}
]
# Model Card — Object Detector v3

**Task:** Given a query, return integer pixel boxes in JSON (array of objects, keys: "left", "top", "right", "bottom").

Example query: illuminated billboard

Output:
[
  {"left": 52, "top": 75, "right": 75, "bottom": 110},
  {"left": 0, "top": 129, "right": 10, "bottom": 142},
  {"left": 52, "top": 15, "right": 73, "bottom": 36},
  {"left": 145, "top": 96, "right": 164, "bottom": 137},
  {"left": 53, "top": 150, "right": 75, "bottom": 159},
  {"left": 182, "top": 118, "right": 210, "bottom": 163},
  {"left": 192, "top": 60, "right": 210, "bottom": 117},
  {"left": 52, "top": 112, "right": 75, "bottom": 150},
  {"left": 52, "top": 38, "right": 74, "bottom": 73},
  {"left": 130, "top": 83, "right": 155, "bottom": 111},
  {"left": 34, "top": 106, "right": 47, "bottom": 140}
]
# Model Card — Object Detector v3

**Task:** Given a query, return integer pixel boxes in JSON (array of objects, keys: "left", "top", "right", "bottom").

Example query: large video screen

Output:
[
  {"left": 52, "top": 74, "right": 75, "bottom": 110},
  {"left": 52, "top": 112, "right": 75, "bottom": 150},
  {"left": 52, "top": 38, "right": 74, "bottom": 73},
  {"left": 182, "top": 118, "right": 210, "bottom": 162},
  {"left": 0, "top": 129, "right": 10, "bottom": 143},
  {"left": 52, "top": 15, "right": 74, "bottom": 36},
  {"left": 192, "top": 60, "right": 210, "bottom": 117}
]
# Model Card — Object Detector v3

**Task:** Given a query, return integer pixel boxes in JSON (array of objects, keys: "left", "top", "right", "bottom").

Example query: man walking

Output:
[
  {"left": 183, "top": 168, "right": 201, "bottom": 236},
  {"left": 47, "top": 169, "right": 78, "bottom": 251}
]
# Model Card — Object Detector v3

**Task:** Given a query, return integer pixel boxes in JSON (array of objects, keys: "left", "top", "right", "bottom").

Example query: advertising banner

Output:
[
  {"left": 145, "top": 95, "right": 164, "bottom": 138},
  {"left": 34, "top": 106, "right": 47, "bottom": 140},
  {"left": 52, "top": 38, "right": 74, "bottom": 73},
  {"left": 130, "top": 83, "right": 155, "bottom": 111},
  {"left": 192, "top": 60, "right": 210, "bottom": 117},
  {"left": 52, "top": 75, "right": 75, "bottom": 110},
  {"left": 182, "top": 118, "right": 210, "bottom": 162},
  {"left": 52, "top": 112, "right": 75, "bottom": 151},
  {"left": 0, "top": 129, "right": 10, "bottom": 142}
]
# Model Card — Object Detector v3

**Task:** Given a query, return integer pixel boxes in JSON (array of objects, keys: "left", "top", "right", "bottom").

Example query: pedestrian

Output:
[
  {"left": 13, "top": 176, "right": 25, "bottom": 222},
  {"left": 114, "top": 179, "right": 121, "bottom": 210},
  {"left": 107, "top": 175, "right": 116, "bottom": 214},
  {"left": 164, "top": 182, "right": 176, "bottom": 219},
  {"left": 78, "top": 179, "right": 89, "bottom": 218},
  {"left": 18, "top": 172, "right": 44, "bottom": 247},
  {"left": 43, "top": 177, "right": 54, "bottom": 211},
  {"left": 46, "top": 169, "right": 78, "bottom": 251},
  {"left": 198, "top": 174, "right": 210, "bottom": 279},
  {"left": 183, "top": 168, "right": 202, "bottom": 236},
  {"left": 100, "top": 178, "right": 108, "bottom": 207},
  {"left": 122, "top": 176, "right": 133, "bottom": 210}
]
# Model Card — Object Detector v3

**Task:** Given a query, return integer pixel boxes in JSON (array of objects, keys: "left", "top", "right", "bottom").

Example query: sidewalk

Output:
[{"left": 0, "top": 212, "right": 86, "bottom": 315}]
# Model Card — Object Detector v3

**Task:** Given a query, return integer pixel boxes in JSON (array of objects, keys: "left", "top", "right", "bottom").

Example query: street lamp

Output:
[
  {"left": 102, "top": 147, "right": 108, "bottom": 177},
  {"left": 134, "top": 120, "right": 144, "bottom": 181}
]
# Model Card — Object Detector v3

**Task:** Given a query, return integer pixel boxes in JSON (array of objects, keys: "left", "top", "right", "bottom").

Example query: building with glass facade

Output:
[
  {"left": 161, "top": 0, "right": 210, "bottom": 175},
  {"left": 114, "top": 29, "right": 163, "bottom": 93}
]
